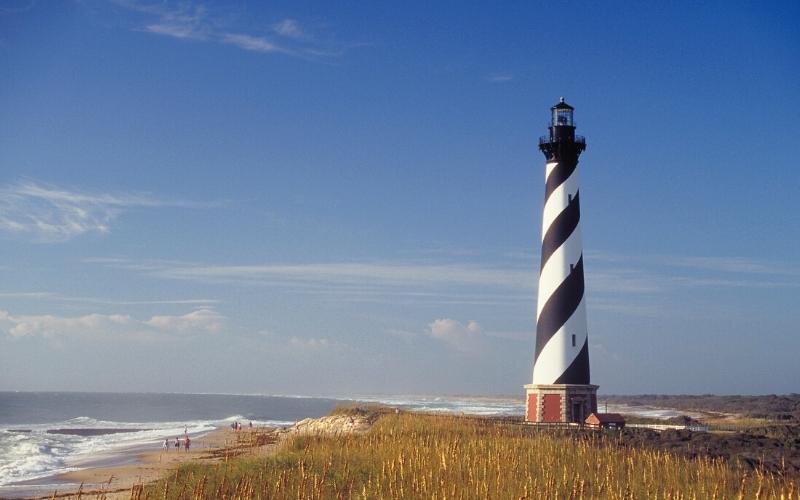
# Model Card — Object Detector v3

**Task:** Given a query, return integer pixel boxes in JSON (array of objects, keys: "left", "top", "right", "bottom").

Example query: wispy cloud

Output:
[
  {"left": 272, "top": 19, "right": 304, "bottom": 40},
  {"left": 222, "top": 33, "right": 288, "bottom": 54},
  {"left": 589, "top": 251, "right": 800, "bottom": 278},
  {"left": 587, "top": 298, "right": 665, "bottom": 317},
  {"left": 91, "top": 258, "right": 535, "bottom": 291},
  {"left": 145, "top": 22, "right": 203, "bottom": 39},
  {"left": 587, "top": 269, "right": 662, "bottom": 294},
  {"left": 0, "top": 0, "right": 37, "bottom": 15},
  {"left": 76, "top": 298, "right": 220, "bottom": 306},
  {"left": 486, "top": 73, "right": 513, "bottom": 83},
  {"left": 145, "top": 308, "right": 223, "bottom": 333},
  {"left": 661, "top": 255, "right": 798, "bottom": 276},
  {"left": 0, "top": 307, "right": 225, "bottom": 339},
  {"left": 147, "top": 5, "right": 207, "bottom": 38},
  {"left": 585, "top": 250, "right": 800, "bottom": 290},
  {"left": 0, "top": 290, "right": 219, "bottom": 306},
  {"left": 0, "top": 292, "right": 53, "bottom": 299},
  {"left": 288, "top": 336, "right": 334, "bottom": 349},
  {"left": 83, "top": 251, "right": 800, "bottom": 314},
  {"left": 0, "top": 181, "right": 206, "bottom": 242},
  {"left": 115, "top": 2, "right": 354, "bottom": 61}
]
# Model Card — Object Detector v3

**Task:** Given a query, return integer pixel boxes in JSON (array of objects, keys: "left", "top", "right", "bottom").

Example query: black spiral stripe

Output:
[
  {"left": 544, "top": 160, "right": 577, "bottom": 203},
  {"left": 534, "top": 255, "right": 585, "bottom": 364},
  {"left": 539, "top": 191, "right": 580, "bottom": 269},
  {"left": 554, "top": 339, "right": 590, "bottom": 385}
]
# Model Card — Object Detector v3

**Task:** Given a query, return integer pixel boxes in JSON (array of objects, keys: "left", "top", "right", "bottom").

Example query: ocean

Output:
[{"left": 0, "top": 391, "right": 686, "bottom": 497}]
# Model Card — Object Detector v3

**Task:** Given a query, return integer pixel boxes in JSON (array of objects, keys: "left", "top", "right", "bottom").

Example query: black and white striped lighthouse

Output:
[{"left": 524, "top": 98, "right": 598, "bottom": 424}]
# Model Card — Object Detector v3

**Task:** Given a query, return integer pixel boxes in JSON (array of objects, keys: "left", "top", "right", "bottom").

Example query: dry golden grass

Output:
[{"left": 133, "top": 413, "right": 796, "bottom": 499}]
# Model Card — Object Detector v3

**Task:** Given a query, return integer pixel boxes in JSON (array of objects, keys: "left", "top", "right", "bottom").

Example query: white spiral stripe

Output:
[
  {"left": 535, "top": 225, "right": 583, "bottom": 317},
  {"left": 532, "top": 297, "right": 587, "bottom": 384},
  {"left": 545, "top": 161, "right": 558, "bottom": 178},
  {"left": 541, "top": 168, "right": 580, "bottom": 241}
]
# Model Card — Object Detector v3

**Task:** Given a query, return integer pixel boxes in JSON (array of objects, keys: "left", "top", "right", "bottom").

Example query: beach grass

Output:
[{"left": 138, "top": 412, "right": 797, "bottom": 499}]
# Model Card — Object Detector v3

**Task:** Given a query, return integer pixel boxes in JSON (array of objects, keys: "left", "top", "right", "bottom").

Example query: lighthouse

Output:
[{"left": 524, "top": 98, "right": 598, "bottom": 424}]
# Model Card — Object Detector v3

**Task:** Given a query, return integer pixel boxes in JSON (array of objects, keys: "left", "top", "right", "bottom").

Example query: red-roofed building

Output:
[{"left": 585, "top": 413, "right": 626, "bottom": 429}]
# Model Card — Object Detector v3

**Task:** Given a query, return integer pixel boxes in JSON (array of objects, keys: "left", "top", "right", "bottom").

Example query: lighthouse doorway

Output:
[{"left": 572, "top": 401, "right": 584, "bottom": 423}]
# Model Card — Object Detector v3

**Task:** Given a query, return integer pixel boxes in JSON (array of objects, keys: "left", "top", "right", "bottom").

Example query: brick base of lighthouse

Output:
[{"left": 524, "top": 384, "right": 598, "bottom": 424}]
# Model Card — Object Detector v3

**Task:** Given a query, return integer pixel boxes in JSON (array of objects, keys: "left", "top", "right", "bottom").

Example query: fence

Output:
[{"left": 627, "top": 423, "right": 709, "bottom": 432}]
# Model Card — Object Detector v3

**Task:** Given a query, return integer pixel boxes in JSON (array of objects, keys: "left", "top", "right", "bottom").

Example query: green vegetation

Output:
[{"left": 132, "top": 412, "right": 798, "bottom": 499}]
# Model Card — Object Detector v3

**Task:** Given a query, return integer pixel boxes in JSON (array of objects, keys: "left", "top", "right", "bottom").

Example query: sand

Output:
[{"left": 20, "top": 427, "right": 271, "bottom": 500}]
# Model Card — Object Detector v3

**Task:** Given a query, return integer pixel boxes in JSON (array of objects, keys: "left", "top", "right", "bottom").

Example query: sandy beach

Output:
[{"left": 13, "top": 427, "right": 272, "bottom": 500}]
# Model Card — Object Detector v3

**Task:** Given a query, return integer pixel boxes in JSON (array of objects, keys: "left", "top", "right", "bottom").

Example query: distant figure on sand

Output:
[
  {"left": 184, "top": 436, "right": 191, "bottom": 452},
  {"left": 174, "top": 438, "right": 180, "bottom": 450},
  {"left": 163, "top": 439, "right": 169, "bottom": 452},
  {"left": 249, "top": 421, "right": 252, "bottom": 429}
]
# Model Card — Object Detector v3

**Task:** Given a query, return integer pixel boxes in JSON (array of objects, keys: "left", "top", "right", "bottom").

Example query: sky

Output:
[{"left": 0, "top": 1, "right": 798, "bottom": 396}]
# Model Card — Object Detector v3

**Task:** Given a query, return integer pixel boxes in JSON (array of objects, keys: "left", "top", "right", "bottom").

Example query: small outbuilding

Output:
[{"left": 585, "top": 413, "right": 626, "bottom": 429}]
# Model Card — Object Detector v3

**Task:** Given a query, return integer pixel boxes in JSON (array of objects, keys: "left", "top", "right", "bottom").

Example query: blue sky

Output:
[{"left": 1, "top": 1, "right": 798, "bottom": 395}]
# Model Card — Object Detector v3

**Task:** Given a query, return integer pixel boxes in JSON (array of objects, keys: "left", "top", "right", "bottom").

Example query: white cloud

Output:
[
  {"left": 114, "top": 2, "right": 351, "bottom": 61},
  {"left": 145, "top": 308, "right": 224, "bottom": 333},
  {"left": 428, "top": 318, "right": 484, "bottom": 352},
  {"left": 222, "top": 33, "right": 288, "bottom": 54},
  {"left": 0, "top": 307, "right": 225, "bottom": 340},
  {"left": 273, "top": 19, "right": 304, "bottom": 39},
  {"left": 1, "top": 311, "right": 132, "bottom": 339},
  {"left": 0, "top": 181, "right": 203, "bottom": 242}
]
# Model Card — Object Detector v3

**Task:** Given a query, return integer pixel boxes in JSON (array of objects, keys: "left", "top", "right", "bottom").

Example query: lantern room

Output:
[{"left": 551, "top": 97, "right": 574, "bottom": 127}]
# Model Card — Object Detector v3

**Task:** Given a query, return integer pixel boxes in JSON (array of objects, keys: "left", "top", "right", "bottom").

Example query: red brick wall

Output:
[
  {"left": 542, "top": 394, "right": 562, "bottom": 422},
  {"left": 526, "top": 394, "right": 537, "bottom": 421}
]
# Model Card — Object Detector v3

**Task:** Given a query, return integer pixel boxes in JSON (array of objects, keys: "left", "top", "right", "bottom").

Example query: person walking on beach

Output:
[
  {"left": 163, "top": 439, "right": 169, "bottom": 452},
  {"left": 175, "top": 437, "right": 180, "bottom": 450},
  {"left": 184, "top": 436, "right": 191, "bottom": 452}
]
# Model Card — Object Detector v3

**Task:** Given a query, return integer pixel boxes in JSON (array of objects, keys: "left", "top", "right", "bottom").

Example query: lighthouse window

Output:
[
  {"left": 571, "top": 334, "right": 576, "bottom": 347},
  {"left": 553, "top": 109, "right": 573, "bottom": 126}
]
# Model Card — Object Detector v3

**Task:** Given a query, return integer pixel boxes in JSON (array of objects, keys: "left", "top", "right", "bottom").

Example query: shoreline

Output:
[
  {"left": 1, "top": 427, "right": 256, "bottom": 500},
  {"left": 2, "top": 413, "right": 370, "bottom": 499}
]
